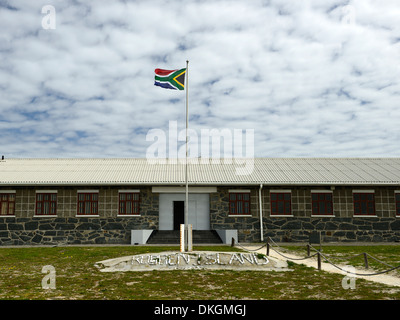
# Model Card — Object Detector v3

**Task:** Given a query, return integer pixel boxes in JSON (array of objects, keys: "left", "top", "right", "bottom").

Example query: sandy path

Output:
[{"left": 240, "top": 245, "right": 400, "bottom": 288}]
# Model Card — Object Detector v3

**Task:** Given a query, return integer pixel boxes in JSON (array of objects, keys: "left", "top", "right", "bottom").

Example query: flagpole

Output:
[{"left": 185, "top": 60, "right": 189, "bottom": 252}]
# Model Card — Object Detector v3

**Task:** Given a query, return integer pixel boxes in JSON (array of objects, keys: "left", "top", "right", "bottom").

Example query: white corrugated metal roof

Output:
[{"left": 0, "top": 158, "right": 399, "bottom": 186}]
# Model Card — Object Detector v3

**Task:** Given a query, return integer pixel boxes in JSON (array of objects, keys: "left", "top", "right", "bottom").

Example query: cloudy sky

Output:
[{"left": 1, "top": 0, "right": 399, "bottom": 159}]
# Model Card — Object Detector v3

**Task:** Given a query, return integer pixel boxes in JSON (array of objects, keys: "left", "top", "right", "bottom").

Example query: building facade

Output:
[{"left": 0, "top": 158, "right": 399, "bottom": 245}]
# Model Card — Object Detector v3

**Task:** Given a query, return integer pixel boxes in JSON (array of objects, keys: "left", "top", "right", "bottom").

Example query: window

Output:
[
  {"left": 229, "top": 192, "right": 250, "bottom": 215},
  {"left": 270, "top": 192, "right": 291, "bottom": 215},
  {"left": 311, "top": 193, "right": 333, "bottom": 216},
  {"left": 77, "top": 192, "right": 98, "bottom": 215},
  {"left": 36, "top": 193, "right": 57, "bottom": 215},
  {"left": 119, "top": 192, "right": 140, "bottom": 215},
  {"left": 0, "top": 193, "right": 15, "bottom": 216},
  {"left": 395, "top": 193, "right": 400, "bottom": 216},
  {"left": 353, "top": 192, "right": 375, "bottom": 216}
]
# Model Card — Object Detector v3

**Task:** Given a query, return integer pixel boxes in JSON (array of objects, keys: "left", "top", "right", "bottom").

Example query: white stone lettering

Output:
[
  {"left": 216, "top": 253, "right": 226, "bottom": 265},
  {"left": 95, "top": 251, "right": 286, "bottom": 272},
  {"left": 177, "top": 253, "right": 190, "bottom": 264},
  {"left": 229, "top": 253, "right": 244, "bottom": 264}
]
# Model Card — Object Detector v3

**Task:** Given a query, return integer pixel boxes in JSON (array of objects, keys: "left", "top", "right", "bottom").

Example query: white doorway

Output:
[{"left": 159, "top": 193, "right": 210, "bottom": 230}]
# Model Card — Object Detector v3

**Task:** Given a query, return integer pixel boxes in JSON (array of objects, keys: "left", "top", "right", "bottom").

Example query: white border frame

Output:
[{"left": 0, "top": 190, "right": 16, "bottom": 194}]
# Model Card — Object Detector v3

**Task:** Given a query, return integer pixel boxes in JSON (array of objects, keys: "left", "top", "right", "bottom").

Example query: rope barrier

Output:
[
  {"left": 235, "top": 242, "right": 267, "bottom": 252},
  {"left": 365, "top": 253, "right": 395, "bottom": 269},
  {"left": 268, "top": 237, "right": 318, "bottom": 260},
  {"left": 238, "top": 237, "right": 400, "bottom": 277},
  {"left": 306, "top": 242, "right": 400, "bottom": 275},
  {"left": 316, "top": 249, "right": 400, "bottom": 276},
  {"left": 269, "top": 244, "right": 318, "bottom": 260}
]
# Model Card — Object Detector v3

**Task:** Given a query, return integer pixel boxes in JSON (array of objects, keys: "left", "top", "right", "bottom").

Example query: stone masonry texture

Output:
[{"left": 0, "top": 185, "right": 399, "bottom": 245}]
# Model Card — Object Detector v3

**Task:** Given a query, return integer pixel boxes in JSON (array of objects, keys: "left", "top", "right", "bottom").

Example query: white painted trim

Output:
[
  {"left": 0, "top": 190, "right": 16, "bottom": 194},
  {"left": 353, "top": 215, "right": 378, "bottom": 218},
  {"left": 352, "top": 190, "right": 374, "bottom": 193},
  {"left": 311, "top": 215, "right": 335, "bottom": 218},
  {"left": 77, "top": 190, "right": 99, "bottom": 193},
  {"left": 117, "top": 215, "right": 141, "bottom": 217},
  {"left": 34, "top": 215, "right": 57, "bottom": 218},
  {"left": 76, "top": 215, "right": 99, "bottom": 217},
  {"left": 311, "top": 190, "right": 333, "bottom": 193},
  {"left": 216, "top": 229, "right": 238, "bottom": 244},
  {"left": 152, "top": 186, "right": 217, "bottom": 193},
  {"left": 270, "top": 215, "right": 294, "bottom": 217},
  {"left": 131, "top": 230, "right": 153, "bottom": 245},
  {"left": 228, "top": 215, "right": 252, "bottom": 217},
  {"left": 228, "top": 189, "right": 251, "bottom": 193},
  {"left": 395, "top": 190, "right": 400, "bottom": 194},
  {"left": 119, "top": 190, "right": 140, "bottom": 193},
  {"left": 36, "top": 190, "right": 58, "bottom": 193},
  {"left": 270, "top": 190, "right": 291, "bottom": 193}
]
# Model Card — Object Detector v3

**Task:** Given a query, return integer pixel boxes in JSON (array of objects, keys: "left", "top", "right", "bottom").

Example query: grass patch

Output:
[
  {"left": 0, "top": 245, "right": 399, "bottom": 300},
  {"left": 284, "top": 244, "right": 400, "bottom": 276}
]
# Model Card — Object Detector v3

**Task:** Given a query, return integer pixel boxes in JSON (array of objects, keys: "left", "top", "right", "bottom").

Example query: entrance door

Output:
[
  {"left": 173, "top": 201, "right": 184, "bottom": 230},
  {"left": 159, "top": 193, "right": 210, "bottom": 230}
]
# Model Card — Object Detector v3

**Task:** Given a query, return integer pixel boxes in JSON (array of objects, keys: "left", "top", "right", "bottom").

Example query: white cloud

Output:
[{"left": 0, "top": 0, "right": 399, "bottom": 159}]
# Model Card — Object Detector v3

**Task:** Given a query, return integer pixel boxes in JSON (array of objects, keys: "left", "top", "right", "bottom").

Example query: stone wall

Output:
[
  {"left": 0, "top": 186, "right": 159, "bottom": 245},
  {"left": 210, "top": 187, "right": 261, "bottom": 242},
  {"left": 210, "top": 186, "right": 400, "bottom": 243},
  {"left": 261, "top": 217, "right": 400, "bottom": 243},
  {"left": 0, "top": 217, "right": 140, "bottom": 245},
  {"left": 1, "top": 185, "right": 400, "bottom": 245}
]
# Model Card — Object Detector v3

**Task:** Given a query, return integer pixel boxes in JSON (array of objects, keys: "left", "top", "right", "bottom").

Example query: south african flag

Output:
[{"left": 154, "top": 68, "right": 186, "bottom": 90}]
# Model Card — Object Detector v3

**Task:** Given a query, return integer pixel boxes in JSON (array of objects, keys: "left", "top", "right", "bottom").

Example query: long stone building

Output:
[{"left": 0, "top": 158, "right": 400, "bottom": 245}]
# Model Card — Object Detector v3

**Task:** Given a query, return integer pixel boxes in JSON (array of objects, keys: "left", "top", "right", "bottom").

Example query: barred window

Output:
[
  {"left": 119, "top": 192, "right": 140, "bottom": 215},
  {"left": 312, "top": 193, "right": 333, "bottom": 215},
  {"left": 270, "top": 193, "right": 291, "bottom": 215},
  {"left": 353, "top": 193, "right": 375, "bottom": 215},
  {"left": 0, "top": 193, "right": 15, "bottom": 216},
  {"left": 77, "top": 193, "right": 98, "bottom": 215},
  {"left": 229, "top": 193, "right": 251, "bottom": 215},
  {"left": 395, "top": 193, "right": 400, "bottom": 216},
  {"left": 36, "top": 193, "right": 57, "bottom": 215}
]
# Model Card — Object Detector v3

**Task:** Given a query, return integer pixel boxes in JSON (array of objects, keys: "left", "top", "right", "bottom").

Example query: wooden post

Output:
[
  {"left": 180, "top": 224, "right": 185, "bottom": 253},
  {"left": 363, "top": 253, "right": 369, "bottom": 269},
  {"left": 231, "top": 237, "right": 235, "bottom": 247},
  {"left": 187, "top": 224, "right": 193, "bottom": 252},
  {"left": 317, "top": 252, "right": 321, "bottom": 270},
  {"left": 307, "top": 244, "right": 310, "bottom": 257},
  {"left": 266, "top": 241, "right": 270, "bottom": 256}
]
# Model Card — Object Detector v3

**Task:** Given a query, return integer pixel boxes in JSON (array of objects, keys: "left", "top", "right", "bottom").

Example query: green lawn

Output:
[
  {"left": 284, "top": 244, "right": 400, "bottom": 276},
  {"left": 0, "top": 245, "right": 399, "bottom": 300}
]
